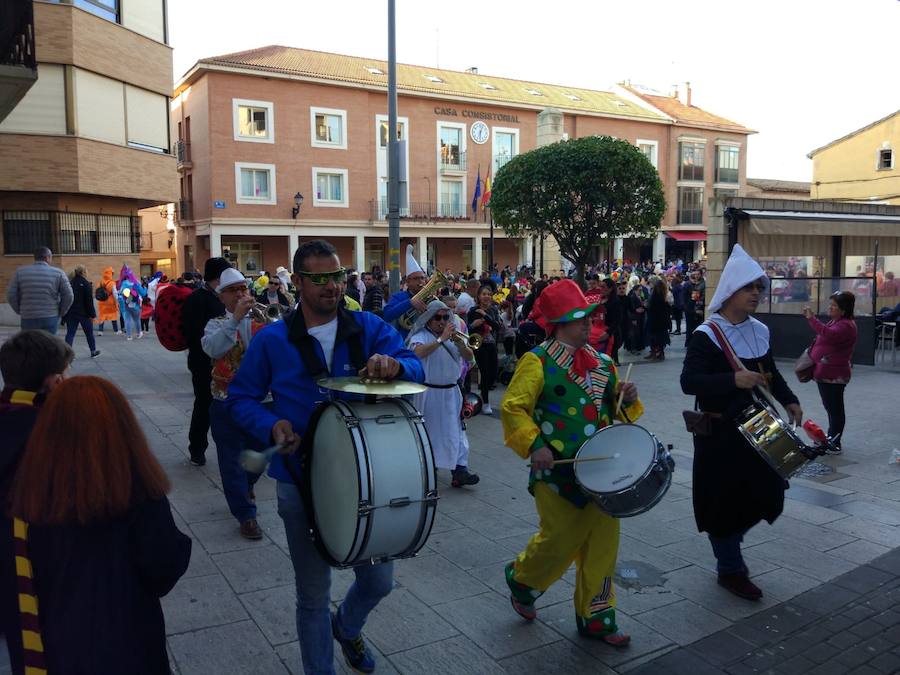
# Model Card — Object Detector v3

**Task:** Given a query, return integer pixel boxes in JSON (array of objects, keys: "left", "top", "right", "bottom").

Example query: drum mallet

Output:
[
  {"left": 614, "top": 363, "right": 634, "bottom": 418},
  {"left": 528, "top": 454, "right": 620, "bottom": 467},
  {"left": 239, "top": 442, "right": 289, "bottom": 474}
]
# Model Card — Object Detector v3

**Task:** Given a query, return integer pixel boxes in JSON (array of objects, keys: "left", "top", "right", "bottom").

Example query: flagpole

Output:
[{"left": 489, "top": 207, "right": 494, "bottom": 272}]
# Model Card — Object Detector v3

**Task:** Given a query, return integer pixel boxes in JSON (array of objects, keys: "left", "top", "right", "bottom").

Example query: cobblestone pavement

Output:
[{"left": 2, "top": 325, "right": 899, "bottom": 674}]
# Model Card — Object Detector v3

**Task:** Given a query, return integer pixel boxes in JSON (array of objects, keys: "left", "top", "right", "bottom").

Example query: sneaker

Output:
[
  {"left": 482, "top": 404, "right": 493, "bottom": 415},
  {"left": 189, "top": 454, "right": 206, "bottom": 467},
  {"left": 126, "top": 336, "right": 133, "bottom": 341},
  {"left": 576, "top": 612, "right": 631, "bottom": 647},
  {"left": 90, "top": 350, "right": 101, "bottom": 358},
  {"left": 114, "top": 330, "right": 121, "bottom": 335},
  {"left": 331, "top": 612, "right": 375, "bottom": 673},
  {"left": 451, "top": 469, "right": 480, "bottom": 488},
  {"left": 137, "top": 332, "right": 144, "bottom": 339},
  {"left": 717, "top": 572, "right": 762, "bottom": 601},
  {"left": 239, "top": 519, "right": 263, "bottom": 540},
  {"left": 504, "top": 562, "right": 538, "bottom": 621}
]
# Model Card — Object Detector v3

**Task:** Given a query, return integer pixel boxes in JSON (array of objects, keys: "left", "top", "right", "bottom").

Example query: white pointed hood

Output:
[
  {"left": 707, "top": 244, "right": 768, "bottom": 314},
  {"left": 405, "top": 244, "right": 424, "bottom": 276}
]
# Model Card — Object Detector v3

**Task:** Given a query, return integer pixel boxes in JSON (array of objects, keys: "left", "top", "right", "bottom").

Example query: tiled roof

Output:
[
  {"left": 746, "top": 178, "right": 812, "bottom": 193},
  {"left": 619, "top": 84, "right": 753, "bottom": 133},
  {"left": 185, "top": 45, "right": 667, "bottom": 122}
]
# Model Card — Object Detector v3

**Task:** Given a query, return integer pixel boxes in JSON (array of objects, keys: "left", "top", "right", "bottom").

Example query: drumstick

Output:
[
  {"left": 527, "top": 453, "right": 620, "bottom": 467},
  {"left": 615, "top": 363, "right": 634, "bottom": 418}
]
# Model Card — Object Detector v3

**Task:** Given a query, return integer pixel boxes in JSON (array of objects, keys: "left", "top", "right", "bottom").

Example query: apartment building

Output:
[
  {"left": 0, "top": 0, "right": 177, "bottom": 320},
  {"left": 173, "top": 46, "right": 753, "bottom": 277}
]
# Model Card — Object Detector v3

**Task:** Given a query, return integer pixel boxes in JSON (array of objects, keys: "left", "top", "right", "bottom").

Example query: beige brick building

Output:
[
  {"left": 0, "top": 0, "right": 177, "bottom": 322},
  {"left": 173, "top": 47, "right": 753, "bottom": 277}
]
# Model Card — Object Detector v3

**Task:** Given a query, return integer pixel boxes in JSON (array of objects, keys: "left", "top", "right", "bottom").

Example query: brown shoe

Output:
[
  {"left": 240, "top": 518, "right": 263, "bottom": 540},
  {"left": 718, "top": 572, "right": 762, "bottom": 601}
]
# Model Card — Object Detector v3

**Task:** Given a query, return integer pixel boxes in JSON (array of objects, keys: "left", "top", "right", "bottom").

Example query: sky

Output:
[{"left": 169, "top": 0, "right": 898, "bottom": 182}]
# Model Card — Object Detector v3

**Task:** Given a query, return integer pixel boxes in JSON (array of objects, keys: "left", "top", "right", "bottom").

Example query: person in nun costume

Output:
[
  {"left": 406, "top": 300, "right": 480, "bottom": 487},
  {"left": 382, "top": 245, "right": 428, "bottom": 340},
  {"left": 681, "top": 244, "right": 803, "bottom": 601}
]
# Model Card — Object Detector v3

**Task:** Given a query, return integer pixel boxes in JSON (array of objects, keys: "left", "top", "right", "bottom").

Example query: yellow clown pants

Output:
[{"left": 513, "top": 481, "right": 619, "bottom": 619}]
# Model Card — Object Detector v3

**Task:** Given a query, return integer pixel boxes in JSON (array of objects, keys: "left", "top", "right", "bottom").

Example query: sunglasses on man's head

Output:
[{"left": 297, "top": 268, "right": 347, "bottom": 285}]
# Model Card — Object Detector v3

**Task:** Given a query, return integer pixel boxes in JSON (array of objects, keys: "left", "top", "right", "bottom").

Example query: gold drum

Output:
[{"left": 735, "top": 402, "right": 809, "bottom": 479}]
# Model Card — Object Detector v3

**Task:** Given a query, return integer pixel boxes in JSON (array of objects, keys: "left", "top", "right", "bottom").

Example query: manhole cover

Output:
[
  {"left": 793, "top": 461, "right": 835, "bottom": 478},
  {"left": 615, "top": 560, "right": 666, "bottom": 590}
]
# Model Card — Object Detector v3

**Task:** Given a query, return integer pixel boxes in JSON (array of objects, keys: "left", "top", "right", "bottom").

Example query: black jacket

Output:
[
  {"left": 182, "top": 284, "right": 225, "bottom": 371},
  {"left": 64, "top": 275, "right": 96, "bottom": 320}
]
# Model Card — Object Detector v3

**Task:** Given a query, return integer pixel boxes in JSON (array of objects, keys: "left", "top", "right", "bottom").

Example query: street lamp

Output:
[{"left": 291, "top": 192, "right": 304, "bottom": 219}]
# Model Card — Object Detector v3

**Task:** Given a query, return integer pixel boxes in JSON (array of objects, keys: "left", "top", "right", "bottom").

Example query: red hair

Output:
[{"left": 10, "top": 376, "right": 170, "bottom": 525}]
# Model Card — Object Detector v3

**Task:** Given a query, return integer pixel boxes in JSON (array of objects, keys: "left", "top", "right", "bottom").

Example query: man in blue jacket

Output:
[
  {"left": 227, "top": 239, "right": 423, "bottom": 675},
  {"left": 381, "top": 244, "right": 427, "bottom": 339}
]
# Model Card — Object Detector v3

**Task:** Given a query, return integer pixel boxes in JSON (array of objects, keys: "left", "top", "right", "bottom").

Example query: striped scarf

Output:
[{"left": 14, "top": 518, "right": 46, "bottom": 674}]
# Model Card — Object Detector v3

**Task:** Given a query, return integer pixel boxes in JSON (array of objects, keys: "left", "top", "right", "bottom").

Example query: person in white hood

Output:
[{"left": 680, "top": 244, "right": 802, "bottom": 603}]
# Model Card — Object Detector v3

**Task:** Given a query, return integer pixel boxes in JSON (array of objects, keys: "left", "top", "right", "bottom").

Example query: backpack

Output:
[
  {"left": 94, "top": 284, "right": 109, "bottom": 301},
  {"left": 154, "top": 284, "right": 193, "bottom": 351}
]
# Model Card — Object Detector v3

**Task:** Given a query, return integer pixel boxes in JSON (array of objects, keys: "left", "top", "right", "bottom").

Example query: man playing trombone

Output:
[
  {"left": 500, "top": 279, "right": 642, "bottom": 647},
  {"left": 407, "top": 300, "right": 480, "bottom": 488},
  {"left": 382, "top": 244, "right": 429, "bottom": 339}
]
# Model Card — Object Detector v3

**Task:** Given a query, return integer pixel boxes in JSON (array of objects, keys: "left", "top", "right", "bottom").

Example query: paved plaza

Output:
[{"left": 2, "top": 326, "right": 900, "bottom": 674}]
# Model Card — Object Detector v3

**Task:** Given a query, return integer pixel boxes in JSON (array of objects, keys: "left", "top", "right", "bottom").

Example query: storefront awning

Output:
[
  {"left": 736, "top": 209, "right": 900, "bottom": 237},
  {"left": 665, "top": 230, "right": 707, "bottom": 241}
]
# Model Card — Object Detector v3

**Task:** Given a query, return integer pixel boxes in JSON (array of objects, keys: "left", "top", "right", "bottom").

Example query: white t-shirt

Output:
[{"left": 307, "top": 317, "right": 338, "bottom": 371}]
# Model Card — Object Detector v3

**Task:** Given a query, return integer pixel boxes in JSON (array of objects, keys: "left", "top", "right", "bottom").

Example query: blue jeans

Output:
[
  {"left": 709, "top": 529, "right": 749, "bottom": 575},
  {"left": 209, "top": 400, "right": 259, "bottom": 523},
  {"left": 20, "top": 316, "right": 59, "bottom": 334},
  {"left": 97, "top": 320, "right": 119, "bottom": 333},
  {"left": 123, "top": 307, "right": 140, "bottom": 337},
  {"left": 64, "top": 316, "right": 97, "bottom": 352},
  {"left": 276, "top": 481, "right": 394, "bottom": 675}
]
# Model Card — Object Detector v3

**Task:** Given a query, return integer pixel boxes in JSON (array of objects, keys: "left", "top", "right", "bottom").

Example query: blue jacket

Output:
[
  {"left": 382, "top": 289, "right": 413, "bottom": 338},
  {"left": 225, "top": 308, "right": 424, "bottom": 483}
]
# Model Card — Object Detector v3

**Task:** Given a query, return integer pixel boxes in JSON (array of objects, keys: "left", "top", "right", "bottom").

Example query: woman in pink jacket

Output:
[{"left": 802, "top": 291, "right": 858, "bottom": 453}]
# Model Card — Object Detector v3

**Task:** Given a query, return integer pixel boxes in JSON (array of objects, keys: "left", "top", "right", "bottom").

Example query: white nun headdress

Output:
[
  {"left": 706, "top": 244, "right": 768, "bottom": 314},
  {"left": 405, "top": 244, "right": 424, "bottom": 276}
]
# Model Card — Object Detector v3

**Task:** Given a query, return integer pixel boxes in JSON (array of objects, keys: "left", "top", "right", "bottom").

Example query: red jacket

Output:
[{"left": 807, "top": 316, "right": 857, "bottom": 382}]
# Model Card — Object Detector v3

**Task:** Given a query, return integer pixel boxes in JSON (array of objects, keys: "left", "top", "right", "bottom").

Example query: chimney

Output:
[
  {"left": 466, "top": 66, "right": 478, "bottom": 74},
  {"left": 678, "top": 81, "right": 692, "bottom": 107}
]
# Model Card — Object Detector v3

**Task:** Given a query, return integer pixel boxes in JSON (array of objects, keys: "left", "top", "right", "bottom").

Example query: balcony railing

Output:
[
  {"left": 370, "top": 200, "right": 471, "bottom": 223},
  {"left": 439, "top": 149, "right": 467, "bottom": 173},
  {"left": 174, "top": 139, "right": 192, "bottom": 170},
  {"left": 0, "top": 0, "right": 38, "bottom": 123},
  {"left": 178, "top": 200, "right": 192, "bottom": 222}
]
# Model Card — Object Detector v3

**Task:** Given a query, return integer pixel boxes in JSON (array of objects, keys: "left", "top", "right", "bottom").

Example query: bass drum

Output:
[
  {"left": 574, "top": 424, "right": 674, "bottom": 518},
  {"left": 303, "top": 398, "right": 437, "bottom": 568}
]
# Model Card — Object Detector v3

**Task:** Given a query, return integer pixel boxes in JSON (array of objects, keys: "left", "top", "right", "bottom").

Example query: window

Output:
[
  {"left": 424, "top": 75, "right": 443, "bottom": 83},
  {"left": 71, "top": 0, "right": 118, "bottom": 22},
  {"left": 366, "top": 66, "right": 384, "bottom": 75},
  {"left": 223, "top": 242, "right": 262, "bottom": 275},
  {"left": 677, "top": 187, "right": 704, "bottom": 225},
  {"left": 563, "top": 93, "right": 581, "bottom": 101},
  {"left": 440, "top": 180, "right": 464, "bottom": 217},
  {"left": 74, "top": 68, "right": 126, "bottom": 145},
  {"left": 636, "top": 139, "right": 659, "bottom": 170},
  {"left": 58, "top": 213, "right": 98, "bottom": 254},
  {"left": 312, "top": 168, "right": 349, "bottom": 207},
  {"left": 0, "top": 64, "right": 66, "bottom": 135},
  {"left": 479, "top": 83, "right": 497, "bottom": 90},
  {"left": 879, "top": 149, "right": 894, "bottom": 170},
  {"left": 126, "top": 85, "right": 168, "bottom": 152},
  {"left": 233, "top": 99, "right": 274, "bottom": 143},
  {"left": 235, "top": 163, "right": 276, "bottom": 205},
  {"left": 311, "top": 107, "right": 347, "bottom": 149},
  {"left": 525, "top": 88, "right": 543, "bottom": 96},
  {"left": 716, "top": 145, "right": 740, "bottom": 184},
  {"left": 378, "top": 119, "right": 406, "bottom": 147},
  {"left": 2, "top": 211, "right": 52, "bottom": 254},
  {"left": 679, "top": 141, "right": 705, "bottom": 181},
  {"left": 2, "top": 211, "right": 138, "bottom": 255},
  {"left": 493, "top": 128, "right": 519, "bottom": 172},
  {"left": 439, "top": 126, "right": 463, "bottom": 168}
]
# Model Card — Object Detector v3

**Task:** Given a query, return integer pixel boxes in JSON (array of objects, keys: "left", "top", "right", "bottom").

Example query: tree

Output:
[{"left": 490, "top": 135, "right": 666, "bottom": 284}]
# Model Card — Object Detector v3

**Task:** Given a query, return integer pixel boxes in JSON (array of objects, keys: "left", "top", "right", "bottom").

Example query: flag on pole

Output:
[
  {"left": 471, "top": 167, "right": 482, "bottom": 214},
  {"left": 482, "top": 169, "right": 492, "bottom": 210}
]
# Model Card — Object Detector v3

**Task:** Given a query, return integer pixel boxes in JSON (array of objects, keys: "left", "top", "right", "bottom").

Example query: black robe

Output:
[{"left": 681, "top": 331, "right": 799, "bottom": 537}]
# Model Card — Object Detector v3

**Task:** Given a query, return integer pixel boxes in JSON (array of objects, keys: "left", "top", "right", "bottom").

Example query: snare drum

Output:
[
  {"left": 735, "top": 401, "right": 809, "bottom": 479},
  {"left": 574, "top": 424, "right": 674, "bottom": 518},
  {"left": 303, "top": 398, "right": 437, "bottom": 568}
]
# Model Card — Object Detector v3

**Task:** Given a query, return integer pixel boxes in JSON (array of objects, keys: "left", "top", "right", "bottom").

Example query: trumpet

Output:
[
  {"left": 249, "top": 302, "right": 285, "bottom": 324},
  {"left": 453, "top": 330, "right": 482, "bottom": 350}
]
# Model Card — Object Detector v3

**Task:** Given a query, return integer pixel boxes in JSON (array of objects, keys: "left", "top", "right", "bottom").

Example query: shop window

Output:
[{"left": 223, "top": 242, "right": 262, "bottom": 275}]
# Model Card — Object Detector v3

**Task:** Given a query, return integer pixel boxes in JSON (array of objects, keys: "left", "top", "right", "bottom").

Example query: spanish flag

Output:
[{"left": 482, "top": 169, "right": 492, "bottom": 210}]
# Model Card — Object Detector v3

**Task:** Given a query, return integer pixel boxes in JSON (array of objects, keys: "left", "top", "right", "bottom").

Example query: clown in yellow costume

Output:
[{"left": 500, "top": 279, "right": 642, "bottom": 647}]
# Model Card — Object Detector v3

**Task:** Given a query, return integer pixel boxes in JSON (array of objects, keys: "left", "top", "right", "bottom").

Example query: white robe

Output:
[{"left": 408, "top": 329, "right": 469, "bottom": 470}]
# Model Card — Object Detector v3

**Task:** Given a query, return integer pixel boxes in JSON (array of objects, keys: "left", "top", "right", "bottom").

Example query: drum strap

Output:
[
  {"left": 285, "top": 308, "right": 368, "bottom": 378},
  {"left": 705, "top": 321, "right": 746, "bottom": 373}
]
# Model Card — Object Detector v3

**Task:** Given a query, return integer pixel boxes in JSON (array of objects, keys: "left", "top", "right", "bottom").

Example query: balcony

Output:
[
  {"left": 175, "top": 139, "right": 192, "bottom": 171},
  {"left": 178, "top": 199, "right": 192, "bottom": 222},
  {"left": 370, "top": 200, "right": 471, "bottom": 223},
  {"left": 0, "top": 0, "right": 38, "bottom": 124},
  {"left": 439, "top": 149, "right": 467, "bottom": 174}
]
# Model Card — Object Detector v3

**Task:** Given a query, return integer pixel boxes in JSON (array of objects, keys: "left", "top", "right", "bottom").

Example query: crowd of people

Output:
[{"left": 0, "top": 239, "right": 870, "bottom": 674}]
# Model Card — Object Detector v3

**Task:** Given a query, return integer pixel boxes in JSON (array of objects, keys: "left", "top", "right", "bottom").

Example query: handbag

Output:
[{"left": 794, "top": 346, "right": 815, "bottom": 383}]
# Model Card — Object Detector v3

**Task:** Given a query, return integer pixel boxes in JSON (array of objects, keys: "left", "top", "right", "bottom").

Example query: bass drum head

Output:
[
  {"left": 310, "top": 403, "right": 361, "bottom": 564},
  {"left": 575, "top": 424, "right": 657, "bottom": 494}
]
